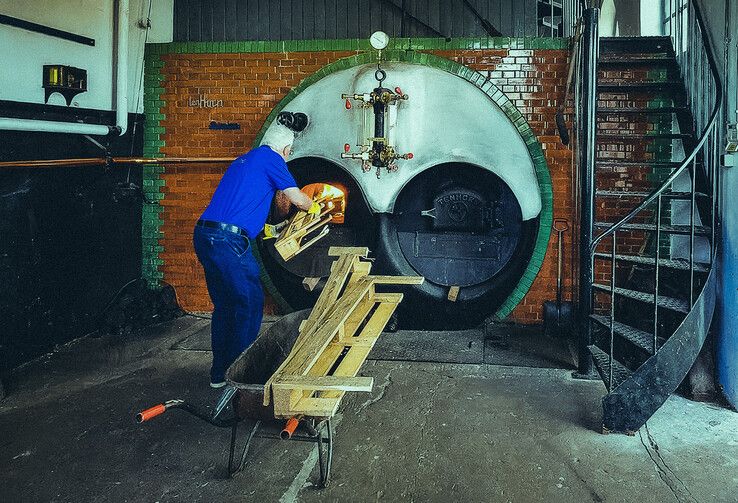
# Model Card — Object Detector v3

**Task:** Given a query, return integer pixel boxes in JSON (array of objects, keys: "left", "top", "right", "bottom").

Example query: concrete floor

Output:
[{"left": 1, "top": 316, "right": 737, "bottom": 502}]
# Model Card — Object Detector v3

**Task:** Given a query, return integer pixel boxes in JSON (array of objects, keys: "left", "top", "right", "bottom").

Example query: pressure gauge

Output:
[{"left": 369, "top": 31, "right": 390, "bottom": 50}]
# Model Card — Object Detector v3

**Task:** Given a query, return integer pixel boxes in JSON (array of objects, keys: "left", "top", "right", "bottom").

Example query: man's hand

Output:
[
  {"left": 307, "top": 201, "right": 321, "bottom": 214},
  {"left": 263, "top": 220, "right": 288, "bottom": 239},
  {"left": 283, "top": 187, "right": 314, "bottom": 211}
]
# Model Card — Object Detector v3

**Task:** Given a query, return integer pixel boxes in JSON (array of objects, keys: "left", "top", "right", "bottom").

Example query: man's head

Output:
[{"left": 262, "top": 124, "right": 295, "bottom": 160}]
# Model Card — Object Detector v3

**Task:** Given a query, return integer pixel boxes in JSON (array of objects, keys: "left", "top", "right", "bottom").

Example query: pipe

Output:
[
  {"left": 0, "top": 0, "right": 129, "bottom": 136},
  {"left": 574, "top": 6, "right": 599, "bottom": 379},
  {"left": 0, "top": 157, "right": 235, "bottom": 169},
  {"left": 115, "top": 0, "right": 129, "bottom": 135}
]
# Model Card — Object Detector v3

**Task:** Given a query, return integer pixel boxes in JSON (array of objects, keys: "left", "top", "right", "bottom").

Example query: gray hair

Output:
[{"left": 262, "top": 124, "right": 295, "bottom": 153}]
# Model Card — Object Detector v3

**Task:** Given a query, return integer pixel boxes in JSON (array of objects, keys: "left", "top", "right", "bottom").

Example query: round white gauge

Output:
[{"left": 369, "top": 31, "right": 390, "bottom": 50}]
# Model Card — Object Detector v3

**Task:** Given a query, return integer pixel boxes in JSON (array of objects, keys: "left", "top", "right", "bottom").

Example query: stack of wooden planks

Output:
[
  {"left": 264, "top": 246, "right": 424, "bottom": 418},
  {"left": 274, "top": 195, "right": 335, "bottom": 261}
]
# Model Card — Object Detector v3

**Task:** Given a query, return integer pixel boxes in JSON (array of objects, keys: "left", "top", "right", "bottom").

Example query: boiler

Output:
[{"left": 258, "top": 60, "right": 544, "bottom": 328}]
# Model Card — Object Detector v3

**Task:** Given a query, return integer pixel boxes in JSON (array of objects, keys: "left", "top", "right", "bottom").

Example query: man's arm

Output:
[{"left": 282, "top": 187, "right": 314, "bottom": 211}]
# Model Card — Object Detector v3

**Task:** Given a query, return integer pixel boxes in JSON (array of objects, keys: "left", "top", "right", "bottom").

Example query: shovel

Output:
[{"left": 543, "top": 219, "right": 574, "bottom": 338}]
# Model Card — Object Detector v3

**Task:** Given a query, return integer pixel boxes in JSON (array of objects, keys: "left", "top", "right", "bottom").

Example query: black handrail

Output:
[{"left": 589, "top": 0, "right": 723, "bottom": 252}]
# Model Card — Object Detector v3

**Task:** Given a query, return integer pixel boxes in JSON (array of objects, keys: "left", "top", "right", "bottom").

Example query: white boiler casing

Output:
[{"left": 259, "top": 62, "right": 542, "bottom": 221}]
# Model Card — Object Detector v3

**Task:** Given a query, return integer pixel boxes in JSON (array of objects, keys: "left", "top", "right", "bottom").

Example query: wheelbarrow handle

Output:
[
  {"left": 281, "top": 416, "right": 302, "bottom": 440},
  {"left": 136, "top": 400, "right": 183, "bottom": 423},
  {"left": 135, "top": 399, "right": 237, "bottom": 428}
]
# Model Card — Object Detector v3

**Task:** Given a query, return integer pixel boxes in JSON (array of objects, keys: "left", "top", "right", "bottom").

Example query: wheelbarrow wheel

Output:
[{"left": 316, "top": 419, "right": 333, "bottom": 488}]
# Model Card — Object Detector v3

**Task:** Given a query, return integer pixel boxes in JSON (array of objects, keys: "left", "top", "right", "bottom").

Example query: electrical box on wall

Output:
[{"left": 42, "top": 65, "right": 87, "bottom": 106}]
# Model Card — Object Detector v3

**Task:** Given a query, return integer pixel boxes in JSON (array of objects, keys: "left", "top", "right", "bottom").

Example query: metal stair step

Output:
[
  {"left": 597, "top": 107, "right": 687, "bottom": 114},
  {"left": 598, "top": 81, "right": 683, "bottom": 91},
  {"left": 588, "top": 344, "right": 633, "bottom": 390},
  {"left": 596, "top": 160, "right": 688, "bottom": 168},
  {"left": 600, "top": 36, "right": 674, "bottom": 55},
  {"left": 597, "top": 132, "right": 691, "bottom": 140},
  {"left": 593, "top": 252, "right": 709, "bottom": 272},
  {"left": 590, "top": 314, "right": 657, "bottom": 353},
  {"left": 595, "top": 190, "right": 708, "bottom": 199},
  {"left": 592, "top": 284, "right": 690, "bottom": 313},
  {"left": 598, "top": 55, "right": 676, "bottom": 66},
  {"left": 594, "top": 221, "right": 711, "bottom": 236}
]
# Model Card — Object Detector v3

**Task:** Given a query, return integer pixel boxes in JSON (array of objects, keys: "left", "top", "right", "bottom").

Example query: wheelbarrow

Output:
[{"left": 135, "top": 309, "right": 334, "bottom": 487}]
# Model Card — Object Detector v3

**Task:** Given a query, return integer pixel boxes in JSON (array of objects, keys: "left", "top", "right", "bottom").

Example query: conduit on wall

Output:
[{"left": 0, "top": 0, "right": 130, "bottom": 136}]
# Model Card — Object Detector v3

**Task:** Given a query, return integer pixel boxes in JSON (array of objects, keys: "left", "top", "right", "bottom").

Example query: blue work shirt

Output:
[{"left": 200, "top": 145, "right": 298, "bottom": 239}]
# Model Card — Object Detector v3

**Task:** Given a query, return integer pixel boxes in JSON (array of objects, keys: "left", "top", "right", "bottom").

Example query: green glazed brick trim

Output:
[
  {"left": 141, "top": 51, "right": 167, "bottom": 288},
  {"left": 252, "top": 49, "right": 553, "bottom": 318},
  {"left": 146, "top": 36, "right": 568, "bottom": 56}
]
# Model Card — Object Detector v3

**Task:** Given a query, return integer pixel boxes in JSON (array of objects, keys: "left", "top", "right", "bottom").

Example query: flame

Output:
[
  {"left": 320, "top": 183, "right": 345, "bottom": 199},
  {"left": 301, "top": 182, "right": 346, "bottom": 224}
]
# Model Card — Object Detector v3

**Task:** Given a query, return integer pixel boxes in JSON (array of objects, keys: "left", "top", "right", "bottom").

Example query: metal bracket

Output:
[{"left": 214, "top": 387, "right": 238, "bottom": 419}]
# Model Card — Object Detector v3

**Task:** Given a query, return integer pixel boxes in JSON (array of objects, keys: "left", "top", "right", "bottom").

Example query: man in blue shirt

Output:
[{"left": 194, "top": 124, "right": 315, "bottom": 387}]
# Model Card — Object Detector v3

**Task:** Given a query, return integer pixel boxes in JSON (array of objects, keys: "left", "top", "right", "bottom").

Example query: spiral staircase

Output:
[{"left": 576, "top": 1, "right": 721, "bottom": 434}]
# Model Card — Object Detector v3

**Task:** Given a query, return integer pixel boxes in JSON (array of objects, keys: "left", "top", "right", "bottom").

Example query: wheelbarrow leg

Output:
[
  {"left": 228, "top": 420, "right": 261, "bottom": 477},
  {"left": 316, "top": 419, "right": 333, "bottom": 488}
]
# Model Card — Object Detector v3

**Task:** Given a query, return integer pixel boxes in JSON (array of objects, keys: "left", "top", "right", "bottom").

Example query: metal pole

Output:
[{"left": 574, "top": 6, "right": 599, "bottom": 379}]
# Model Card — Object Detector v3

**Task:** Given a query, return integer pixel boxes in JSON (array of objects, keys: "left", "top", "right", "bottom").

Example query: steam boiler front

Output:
[{"left": 258, "top": 61, "right": 544, "bottom": 328}]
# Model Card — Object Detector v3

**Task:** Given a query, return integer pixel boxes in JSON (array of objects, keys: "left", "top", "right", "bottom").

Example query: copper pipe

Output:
[
  {"left": 113, "top": 157, "right": 235, "bottom": 165},
  {"left": 0, "top": 158, "right": 107, "bottom": 168},
  {"left": 0, "top": 156, "right": 235, "bottom": 169}
]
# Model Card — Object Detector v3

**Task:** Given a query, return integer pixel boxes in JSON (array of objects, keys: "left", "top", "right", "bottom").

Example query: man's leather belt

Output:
[{"left": 196, "top": 219, "right": 249, "bottom": 238}]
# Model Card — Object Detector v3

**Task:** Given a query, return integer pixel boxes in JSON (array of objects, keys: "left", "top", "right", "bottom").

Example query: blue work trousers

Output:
[{"left": 193, "top": 225, "right": 264, "bottom": 383}]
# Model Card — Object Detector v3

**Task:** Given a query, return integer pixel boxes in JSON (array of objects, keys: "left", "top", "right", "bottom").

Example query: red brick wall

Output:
[{"left": 153, "top": 48, "right": 574, "bottom": 323}]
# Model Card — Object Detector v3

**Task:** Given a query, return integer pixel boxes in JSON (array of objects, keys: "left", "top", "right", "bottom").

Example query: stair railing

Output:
[
  {"left": 573, "top": 1, "right": 600, "bottom": 378},
  {"left": 584, "top": 0, "right": 722, "bottom": 390}
]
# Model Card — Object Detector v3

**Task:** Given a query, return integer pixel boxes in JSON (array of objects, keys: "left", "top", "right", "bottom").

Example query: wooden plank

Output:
[
  {"left": 278, "top": 278, "right": 375, "bottom": 377},
  {"left": 352, "top": 261, "right": 372, "bottom": 277},
  {"left": 343, "top": 293, "right": 376, "bottom": 337},
  {"left": 331, "top": 337, "right": 376, "bottom": 348},
  {"left": 321, "top": 300, "right": 400, "bottom": 400},
  {"left": 307, "top": 345, "right": 344, "bottom": 377},
  {"left": 290, "top": 226, "right": 330, "bottom": 259},
  {"left": 274, "top": 209, "right": 333, "bottom": 261},
  {"left": 287, "top": 397, "right": 341, "bottom": 418},
  {"left": 374, "top": 292, "right": 404, "bottom": 303},
  {"left": 366, "top": 275, "right": 425, "bottom": 285},
  {"left": 264, "top": 275, "right": 372, "bottom": 406},
  {"left": 273, "top": 375, "right": 373, "bottom": 392},
  {"left": 300, "top": 254, "right": 356, "bottom": 333},
  {"left": 265, "top": 249, "right": 414, "bottom": 416},
  {"left": 302, "top": 276, "right": 321, "bottom": 292},
  {"left": 328, "top": 246, "right": 369, "bottom": 257}
]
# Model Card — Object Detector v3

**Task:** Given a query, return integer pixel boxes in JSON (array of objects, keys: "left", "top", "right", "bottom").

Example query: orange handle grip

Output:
[
  {"left": 136, "top": 404, "right": 166, "bottom": 423},
  {"left": 280, "top": 417, "right": 300, "bottom": 440}
]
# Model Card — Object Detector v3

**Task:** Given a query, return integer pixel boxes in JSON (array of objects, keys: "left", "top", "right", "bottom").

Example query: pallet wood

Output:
[
  {"left": 264, "top": 247, "right": 423, "bottom": 418},
  {"left": 274, "top": 196, "right": 334, "bottom": 261}
]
